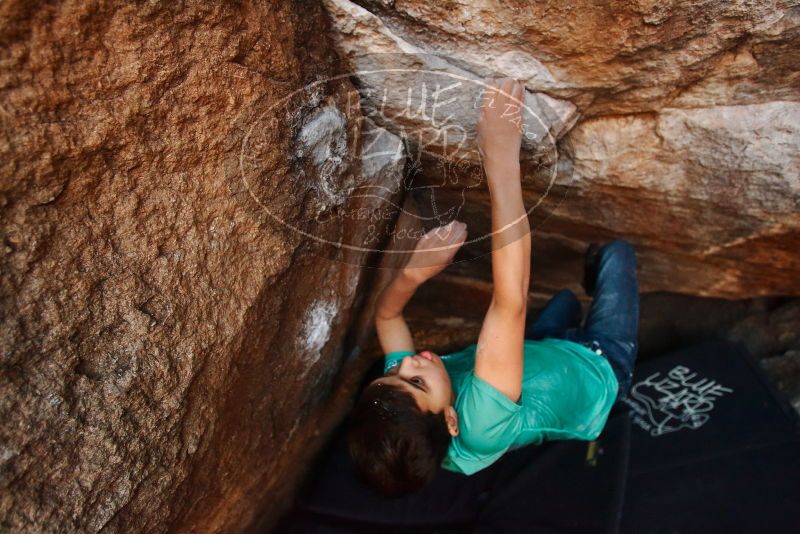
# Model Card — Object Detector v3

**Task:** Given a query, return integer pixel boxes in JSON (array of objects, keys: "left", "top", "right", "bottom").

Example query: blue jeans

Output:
[{"left": 524, "top": 240, "right": 640, "bottom": 401}]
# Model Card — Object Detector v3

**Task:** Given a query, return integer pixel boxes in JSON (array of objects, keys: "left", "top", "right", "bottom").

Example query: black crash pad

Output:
[
  {"left": 275, "top": 339, "right": 800, "bottom": 533},
  {"left": 620, "top": 339, "right": 800, "bottom": 533}
]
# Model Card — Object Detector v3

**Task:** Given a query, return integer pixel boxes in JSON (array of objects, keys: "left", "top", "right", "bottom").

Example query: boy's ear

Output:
[{"left": 445, "top": 406, "right": 459, "bottom": 437}]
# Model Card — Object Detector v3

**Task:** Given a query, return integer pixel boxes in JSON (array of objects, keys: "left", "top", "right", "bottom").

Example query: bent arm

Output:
[
  {"left": 374, "top": 269, "right": 420, "bottom": 355},
  {"left": 375, "top": 221, "right": 467, "bottom": 355}
]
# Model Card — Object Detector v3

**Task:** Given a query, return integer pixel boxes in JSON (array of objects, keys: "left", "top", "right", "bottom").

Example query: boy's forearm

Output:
[
  {"left": 375, "top": 269, "right": 421, "bottom": 320},
  {"left": 486, "top": 160, "right": 531, "bottom": 308}
]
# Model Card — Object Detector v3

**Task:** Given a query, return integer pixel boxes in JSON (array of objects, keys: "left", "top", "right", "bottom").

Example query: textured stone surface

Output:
[
  {"left": 3, "top": 0, "right": 800, "bottom": 531},
  {"left": 347, "top": 0, "right": 800, "bottom": 114},
  {"left": 322, "top": 0, "right": 579, "bottom": 165},
  {"left": 0, "top": 1, "right": 405, "bottom": 532},
  {"left": 545, "top": 102, "right": 800, "bottom": 297},
  {"left": 323, "top": 0, "right": 800, "bottom": 298},
  {"left": 761, "top": 351, "right": 800, "bottom": 413}
]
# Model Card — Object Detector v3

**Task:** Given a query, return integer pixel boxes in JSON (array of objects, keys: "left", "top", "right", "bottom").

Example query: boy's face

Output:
[{"left": 372, "top": 351, "right": 456, "bottom": 421}]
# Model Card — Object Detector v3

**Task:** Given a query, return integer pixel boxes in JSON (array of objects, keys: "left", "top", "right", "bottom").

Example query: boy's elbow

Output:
[
  {"left": 375, "top": 309, "right": 402, "bottom": 321},
  {"left": 490, "top": 293, "right": 527, "bottom": 315}
]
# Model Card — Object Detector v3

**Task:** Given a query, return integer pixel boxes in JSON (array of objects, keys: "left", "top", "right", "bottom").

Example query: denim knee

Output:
[
  {"left": 601, "top": 240, "right": 636, "bottom": 268},
  {"left": 603, "top": 239, "right": 634, "bottom": 257}
]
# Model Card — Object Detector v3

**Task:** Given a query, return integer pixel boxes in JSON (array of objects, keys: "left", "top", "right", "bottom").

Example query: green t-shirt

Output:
[{"left": 384, "top": 338, "right": 619, "bottom": 476}]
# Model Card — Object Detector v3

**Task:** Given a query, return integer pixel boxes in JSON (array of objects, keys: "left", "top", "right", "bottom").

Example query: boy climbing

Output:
[{"left": 347, "top": 77, "right": 640, "bottom": 496}]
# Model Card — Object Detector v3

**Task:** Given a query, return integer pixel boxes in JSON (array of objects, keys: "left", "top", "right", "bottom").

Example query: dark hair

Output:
[{"left": 346, "top": 380, "right": 452, "bottom": 497}]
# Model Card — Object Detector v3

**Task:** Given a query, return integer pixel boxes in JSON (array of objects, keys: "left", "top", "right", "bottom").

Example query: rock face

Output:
[
  {"left": 0, "top": 1, "right": 405, "bottom": 532},
  {"left": 558, "top": 103, "right": 799, "bottom": 297},
  {"left": 2, "top": 0, "right": 799, "bottom": 532},
  {"left": 323, "top": 0, "right": 800, "bottom": 298},
  {"left": 322, "top": 0, "right": 579, "bottom": 164}
]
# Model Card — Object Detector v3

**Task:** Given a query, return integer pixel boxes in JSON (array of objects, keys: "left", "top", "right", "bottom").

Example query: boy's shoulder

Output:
[
  {"left": 444, "top": 370, "right": 526, "bottom": 475},
  {"left": 441, "top": 438, "right": 503, "bottom": 476}
]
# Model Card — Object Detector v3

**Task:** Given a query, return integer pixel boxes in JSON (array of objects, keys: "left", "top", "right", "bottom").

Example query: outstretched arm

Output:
[
  {"left": 473, "top": 77, "right": 530, "bottom": 403},
  {"left": 375, "top": 222, "right": 468, "bottom": 355}
]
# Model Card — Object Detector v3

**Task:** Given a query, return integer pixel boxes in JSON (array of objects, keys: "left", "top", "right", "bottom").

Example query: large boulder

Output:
[
  {"left": 2, "top": 0, "right": 799, "bottom": 531},
  {"left": 0, "top": 1, "right": 405, "bottom": 531},
  {"left": 323, "top": 0, "right": 800, "bottom": 298}
]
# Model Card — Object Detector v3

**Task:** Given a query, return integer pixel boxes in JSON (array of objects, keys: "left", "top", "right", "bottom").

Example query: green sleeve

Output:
[{"left": 446, "top": 371, "right": 524, "bottom": 475}]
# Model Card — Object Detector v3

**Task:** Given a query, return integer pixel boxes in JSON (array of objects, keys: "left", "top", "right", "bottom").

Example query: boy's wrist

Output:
[{"left": 484, "top": 157, "right": 520, "bottom": 182}]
